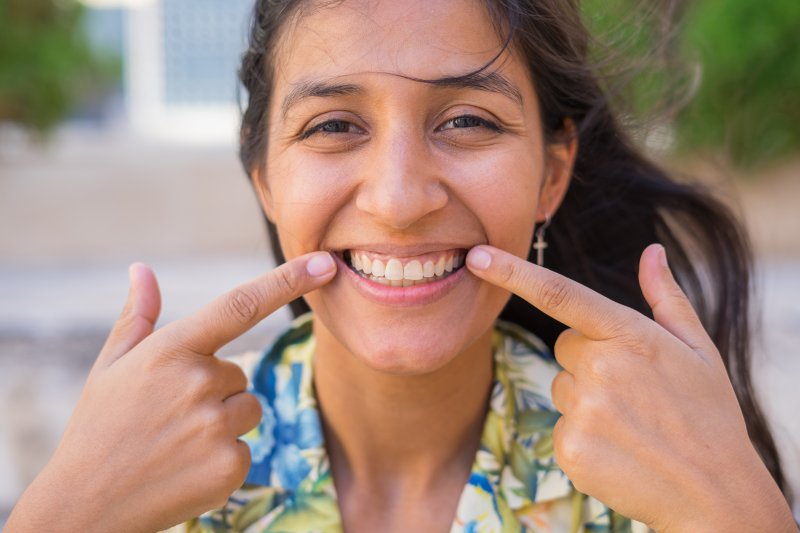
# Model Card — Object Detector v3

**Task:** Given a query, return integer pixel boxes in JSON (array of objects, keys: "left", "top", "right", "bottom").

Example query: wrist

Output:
[
  {"left": 5, "top": 459, "right": 115, "bottom": 533},
  {"left": 667, "top": 458, "right": 797, "bottom": 533}
]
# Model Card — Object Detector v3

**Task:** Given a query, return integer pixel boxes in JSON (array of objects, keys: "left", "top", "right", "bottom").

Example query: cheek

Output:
[
  {"left": 451, "top": 145, "right": 542, "bottom": 256},
  {"left": 267, "top": 153, "right": 356, "bottom": 256}
]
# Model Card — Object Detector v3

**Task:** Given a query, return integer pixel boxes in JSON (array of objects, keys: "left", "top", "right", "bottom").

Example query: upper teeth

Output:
[{"left": 349, "top": 251, "right": 464, "bottom": 282}]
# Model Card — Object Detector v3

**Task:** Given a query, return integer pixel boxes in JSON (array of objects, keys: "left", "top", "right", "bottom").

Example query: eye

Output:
[
  {"left": 440, "top": 115, "right": 501, "bottom": 131},
  {"left": 300, "top": 119, "right": 363, "bottom": 139}
]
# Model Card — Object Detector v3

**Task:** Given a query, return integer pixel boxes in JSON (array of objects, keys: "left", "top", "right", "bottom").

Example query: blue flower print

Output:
[
  {"left": 245, "top": 391, "right": 275, "bottom": 463},
  {"left": 246, "top": 356, "right": 324, "bottom": 493}
]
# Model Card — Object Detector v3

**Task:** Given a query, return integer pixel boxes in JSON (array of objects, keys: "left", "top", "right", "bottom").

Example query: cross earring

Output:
[{"left": 532, "top": 213, "right": 552, "bottom": 267}]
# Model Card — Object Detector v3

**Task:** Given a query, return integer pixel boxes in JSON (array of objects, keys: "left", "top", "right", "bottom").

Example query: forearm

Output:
[
  {"left": 5, "top": 461, "right": 130, "bottom": 533},
  {"left": 667, "top": 459, "right": 798, "bottom": 533}
]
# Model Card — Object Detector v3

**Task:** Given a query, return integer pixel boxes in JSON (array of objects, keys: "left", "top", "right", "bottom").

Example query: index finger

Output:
[
  {"left": 162, "top": 252, "right": 336, "bottom": 354},
  {"left": 466, "top": 245, "right": 632, "bottom": 340}
]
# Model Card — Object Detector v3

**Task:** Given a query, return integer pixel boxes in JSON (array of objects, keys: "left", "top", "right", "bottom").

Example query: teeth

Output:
[
  {"left": 385, "top": 259, "right": 404, "bottom": 281},
  {"left": 435, "top": 256, "right": 445, "bottom": 276},
  {"left": 348, "top": 250, "right": 465, "bottom": 284},
  {"left": 403, "top": 260, "right": 423, "bottom": 280}
]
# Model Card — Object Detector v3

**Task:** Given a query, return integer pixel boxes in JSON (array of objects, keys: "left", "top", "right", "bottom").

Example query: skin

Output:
[
  {"left": 6, "top": 0, "right": 797, "bottom": 532},
  {"left": 255, "top": 1, "right": 796, "bottom": 531},
  {"left": 254, "top": 1, "right": 574, "bottom": 530},
  {"left": 5, "top": 254, "right": 338, "bottom": 532}
]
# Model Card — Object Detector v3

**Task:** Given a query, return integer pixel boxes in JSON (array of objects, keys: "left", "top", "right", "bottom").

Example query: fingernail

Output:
[
  {"left": 658, "top": 245, "right": 669, "bottom": 269},
  {"left": 306, "top": 253, "right": 335, "bottom": 277},
  {"left": 467, "top": 247, "right": 492, "bottom": 270},
  {"left": 128, "top": 262, "right": 146, "bottom": 285}
]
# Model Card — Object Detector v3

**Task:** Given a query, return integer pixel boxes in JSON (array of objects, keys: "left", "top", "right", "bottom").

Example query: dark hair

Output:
[{"left": 238, "top": 0, "right": 789, "bottom": 500}]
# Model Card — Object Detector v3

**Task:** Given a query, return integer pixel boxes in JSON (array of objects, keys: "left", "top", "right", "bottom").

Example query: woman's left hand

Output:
[{"left": 466, "top": 244, "right": 796, "bottom": 532}]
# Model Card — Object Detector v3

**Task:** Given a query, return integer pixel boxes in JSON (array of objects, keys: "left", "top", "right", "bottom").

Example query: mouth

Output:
[{"left": 337, "top": 248, "right": 467, "bottom": 287}]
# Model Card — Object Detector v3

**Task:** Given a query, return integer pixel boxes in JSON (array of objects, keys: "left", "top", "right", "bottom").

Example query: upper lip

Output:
[{"left": 328, "top": 243, "right": 478, "bottom": 258}]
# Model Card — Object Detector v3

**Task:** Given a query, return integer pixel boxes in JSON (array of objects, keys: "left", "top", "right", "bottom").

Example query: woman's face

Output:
[{"left": 256, "top": 0, "right": 574, "bottom": 374}]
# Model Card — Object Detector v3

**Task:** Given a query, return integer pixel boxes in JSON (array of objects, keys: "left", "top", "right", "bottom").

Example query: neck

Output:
[{"left": 313, "top": 322, "right": 494, "bottom": 495}]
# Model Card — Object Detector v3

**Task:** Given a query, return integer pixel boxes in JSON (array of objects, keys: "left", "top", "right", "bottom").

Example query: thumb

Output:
[
  {"left": 96, "top": 262, "right": 162, "bottom": 368},
  {"left": 639, "top": 244, "right": 713, "bottom": 357}
]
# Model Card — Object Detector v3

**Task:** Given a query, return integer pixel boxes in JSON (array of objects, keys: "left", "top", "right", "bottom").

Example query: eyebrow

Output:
[{"left": 280, "top": 70, "right": 524, "bottom": 118}]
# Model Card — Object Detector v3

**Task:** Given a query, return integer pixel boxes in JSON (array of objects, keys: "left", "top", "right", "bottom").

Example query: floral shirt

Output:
[{"left": 181, "top": 314, "right": 647, "bottom": 533}]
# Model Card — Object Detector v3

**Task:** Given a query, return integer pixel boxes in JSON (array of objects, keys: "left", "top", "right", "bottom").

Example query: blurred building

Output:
[{"left": 83, "top": 0, "right": 253, "bottom": 143}]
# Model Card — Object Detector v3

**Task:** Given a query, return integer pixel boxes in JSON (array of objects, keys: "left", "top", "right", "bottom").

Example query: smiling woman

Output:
[{"left": 4, "top": 1, "right": 798, "bottom": 532}]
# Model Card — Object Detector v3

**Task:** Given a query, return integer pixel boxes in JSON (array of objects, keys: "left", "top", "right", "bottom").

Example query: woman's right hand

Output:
[{"left": 5, "top": 252, "right": 337, "bottom": 533}]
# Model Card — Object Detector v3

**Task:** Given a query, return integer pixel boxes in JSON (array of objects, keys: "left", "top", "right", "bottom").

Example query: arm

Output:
[
  {"left": 465, "top": 244, "right": 798, "bottom": 532},
  {"left": 5, "top": 253, "right": 337, "bottom": 532}
]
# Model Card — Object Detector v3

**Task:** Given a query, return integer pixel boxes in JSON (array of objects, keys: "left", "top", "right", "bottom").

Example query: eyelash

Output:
[
  {"left": 299, "top": 114, "right": 502, "bottom": 140},
  {"left": 441, "top": 115, "right": 502, "bottom": 132},
  {"left": 299, "top": 120, "right": 359, "bottom": 140}
]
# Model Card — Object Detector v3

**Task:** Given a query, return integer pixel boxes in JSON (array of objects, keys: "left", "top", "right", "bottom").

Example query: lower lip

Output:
[{"left": 333, "top": 253, "right": 468, "bottom": 307}]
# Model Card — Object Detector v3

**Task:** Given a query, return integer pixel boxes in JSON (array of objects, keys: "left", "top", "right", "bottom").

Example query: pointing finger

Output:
[
  {"left": 466, "top": 245, "right": 634, "bottom": 340},
  {"left": 163, "top": 252, "right": 336, "bottom": 355}
]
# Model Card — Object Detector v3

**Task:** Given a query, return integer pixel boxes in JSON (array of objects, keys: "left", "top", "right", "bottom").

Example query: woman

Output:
[{"left": 7, "top": 0, "right": 797, "bottom": 531}]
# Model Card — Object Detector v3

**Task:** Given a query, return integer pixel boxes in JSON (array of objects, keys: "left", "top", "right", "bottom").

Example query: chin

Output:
[
  {"left": 307, "top": 276, "right": 509, "bottom": 376},
  {"left": 346, "top": 323, "right": 469, "bottom": 375}
]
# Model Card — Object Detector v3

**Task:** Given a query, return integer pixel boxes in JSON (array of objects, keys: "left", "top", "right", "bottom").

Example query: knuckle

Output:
[
  {"left": 584, "top": 354, "right": 615, "bottom": 383},
  {"left": 553, "top": 328, "right": 578, "bottom": 358},
  {"left": 553, "top": 423, "right": 584, "bottom": 471},
  {"left": 229, "top": 363, "right": 250, "bottom": 393},
  {"left": 113, "top": 309, "right": 135, "bottom": 333},
  {"left": 537, "top": 279, "right": 572, "bottom": 313},
  {"left": 274, "top": 266, "right": 299, "bottom": 295},
  {"left": 498, "top": 259, "right": 519, "bottom": 286},
  {"left": 225, "top": 287, "right": 261, "bottom": 325},
  {"left": 198, "top": 404, "right": 227, "bottom": 432},
  {"left": 611, "top": 319, "right": 654, "bottom": 357},
  {"left": 186, "top": 365, "right": 217, "bottom": 397},
  {"left": 573, "top": 391, "right": 612, "bottom": 421},
  {"left": 217, "top": 443, "right": 250, "bottom": 490},
  {"left": 117, "top": 299, "right": 135, "bottom": 323},
  {"left": 242, "top": 392, "right": 263, "bottom": 426}
]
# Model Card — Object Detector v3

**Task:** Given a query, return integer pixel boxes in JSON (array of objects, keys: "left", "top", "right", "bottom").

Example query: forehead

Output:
[{"left": 274, "top": 0, "right": 513, "bottom": 86}]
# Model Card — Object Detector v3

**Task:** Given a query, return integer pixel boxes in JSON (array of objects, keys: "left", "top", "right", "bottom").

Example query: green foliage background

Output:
[
  {"left": 0, "top": 0, "right": 120, "bottom": 135},
  {"left": 677, "top": 0, "right": 800, "bottom": 167},
  {"left": 0, "top": 0, "right": 797, "bottom": 167},
  {"left": 582, "top": 0, "right": 800, "bottom": 168}
]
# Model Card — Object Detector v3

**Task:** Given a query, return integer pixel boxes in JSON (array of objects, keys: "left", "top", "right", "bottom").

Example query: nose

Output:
[{"left": 354, "top": 126, "right": 448, "bottom": 230}]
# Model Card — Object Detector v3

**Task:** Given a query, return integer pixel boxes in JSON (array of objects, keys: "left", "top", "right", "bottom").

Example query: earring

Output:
[{"left": 532, "top": 213, "right": 552, "bottom": 267}]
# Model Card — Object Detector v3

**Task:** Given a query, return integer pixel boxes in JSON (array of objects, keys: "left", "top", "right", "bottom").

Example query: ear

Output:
[
  {"left": 251, "top": 165, "right": 276, "bottom": 223},
  {"left": 537, "top": 119, "right": 578, "bottom": 221}
]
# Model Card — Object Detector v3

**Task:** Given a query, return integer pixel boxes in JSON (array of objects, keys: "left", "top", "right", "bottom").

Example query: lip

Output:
[
  {"left": 332, "top": 251, "right": 470, "bottom": 308},
  {"left": 325, "top": 243, "right": 474, "bottom": 258}
]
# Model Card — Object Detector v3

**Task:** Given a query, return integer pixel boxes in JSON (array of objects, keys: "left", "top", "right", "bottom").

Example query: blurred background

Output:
[{"left": 0, "top": 0, "right": 798, "bottom": 525}]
